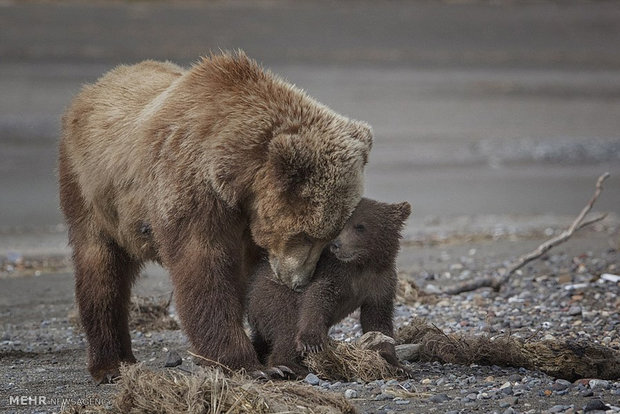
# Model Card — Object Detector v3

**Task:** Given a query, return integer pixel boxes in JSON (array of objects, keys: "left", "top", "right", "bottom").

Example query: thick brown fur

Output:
[
  {"left": 247, "top": 198, "right": 411, "bottom": 377},
  {"left": 58, "top": 52, "right": 372, "bottom": 382}
]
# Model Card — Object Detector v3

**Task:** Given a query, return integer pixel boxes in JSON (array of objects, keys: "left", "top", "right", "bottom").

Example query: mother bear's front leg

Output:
[{"left": 160, "top": 219, "right": 261, "bottom": 372}]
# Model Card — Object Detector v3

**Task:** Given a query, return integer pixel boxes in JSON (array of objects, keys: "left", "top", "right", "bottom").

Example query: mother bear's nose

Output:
[{"left": 330, "top": 240, "right": 342, "bottom": 253}]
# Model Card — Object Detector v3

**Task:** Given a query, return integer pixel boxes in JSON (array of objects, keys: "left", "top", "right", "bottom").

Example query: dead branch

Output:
[{"left": 444, "top": 172, "right": 610, "bottom": 295}]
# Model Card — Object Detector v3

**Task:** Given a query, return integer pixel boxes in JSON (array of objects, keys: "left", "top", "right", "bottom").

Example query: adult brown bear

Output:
[{"left": 59, "top": 52, "right": 372, "bottom": 383}]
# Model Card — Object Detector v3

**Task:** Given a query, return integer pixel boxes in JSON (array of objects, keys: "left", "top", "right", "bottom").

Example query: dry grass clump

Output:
[
  {"left": 396, "top": 277, "right": 438, "bottom": 305},
  {"left": 304, "top": 339, "right": 404, "bottom": 382},
  {"left": 397, "top": 318, "right": 528, "bottom": 367},
  {"left": 69, "top": 295, "right": 179, "bottom": 332},
  {"left": 396, "top": 317, "right": 620, "bottom": 381},
  {"left": 129, "top": 295, "right": 179, "bottom": 331},
  {"left": 62, "top": 364, "right": 356, "bottom": 414}
]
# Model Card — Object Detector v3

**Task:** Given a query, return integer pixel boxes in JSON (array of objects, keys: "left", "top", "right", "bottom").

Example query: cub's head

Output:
[
  {"left": 249, "top": 119, "right": 373, "bottom": 291},
  {"left": 329, "top": 198, "right": 411, "bottom": 267}
]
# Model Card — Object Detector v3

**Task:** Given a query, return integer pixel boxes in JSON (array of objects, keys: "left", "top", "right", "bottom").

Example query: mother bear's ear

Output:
[
  {"left": 267, "top": 125, "right": 372, "bottom": 200},
  {"left": 350, "top": 121, "right": 373, "bottom": 164}
]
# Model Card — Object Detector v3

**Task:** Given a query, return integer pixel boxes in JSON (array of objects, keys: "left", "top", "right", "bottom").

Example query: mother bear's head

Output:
[
  {"left": 252, "top": 118, "right": 372, "bottom": 290},
  {"left": 200, "top": 52, "right": 373, "bottom": 290}
]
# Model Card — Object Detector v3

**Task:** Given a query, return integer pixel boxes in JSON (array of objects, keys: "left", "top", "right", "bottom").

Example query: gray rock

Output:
[
  {"left": 356, "top": 331, "right": 395, "bottom": 350},
  {"left": 552, "top": 382, "right": 569, "bottom": 391},
  {"left": 503, "top": 408, "right": 516, "bottom": 414},
  {"left": 164, "top": 350, "right": 182, "bottom": 367},
  {"left": 464, "top": 393, "right": 477, "bottom": 402},
  {"left": 555, "top": 379, "right": 572, "bottom": 387},
  {"left": 304, "top": 373, "right": 320, "bottom": 386},
  {"left": 374, "top": 393, "right": 391, "bottom": 401},
  {"left": 584, "top": 399, "right": 609, "bottom": 412},
  {"left": 394, "top": 399, "right": 410, "bottom": 405},
  {"left": 588, "top": 379, "right": 610, "bottom": 390},
  {"left": 429, "top": 393, "right": 450, "bottom": 403},
  {"left": 344, "top": 389, "right": 358, "bottom": 399},
  {"left": 548, "top": 405, "right": 571, "bottom": 413},
  {"left": 508, "top": 374, "right": 522, "bottom": 382},
  {"left": 501, "top": 386, "right": 513, "bottom": 395},
  {"left": 506, "top": 397, "right": 519, "bottom": 406},
  {"left": 395, "top": 343, "right": 420, "bottom": 361},
  {"left": 568, "top": 305, "right": 582, "bottom": 316}
]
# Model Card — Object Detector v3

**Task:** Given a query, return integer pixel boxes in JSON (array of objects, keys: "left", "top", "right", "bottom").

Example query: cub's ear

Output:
[
  {"left": 392, "top": 201, "right": 412, "bottom": 223},
  {"left": 267, "top": 133, "right": 313, "bottom": 196}
]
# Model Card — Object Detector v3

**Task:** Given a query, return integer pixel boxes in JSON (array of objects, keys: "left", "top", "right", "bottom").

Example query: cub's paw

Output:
[
  {"left": 394, "top": 364, "right": 414, "bottom": 379},
  {"left": 295, "top": 331, "right": 328, "bottom": 355}
]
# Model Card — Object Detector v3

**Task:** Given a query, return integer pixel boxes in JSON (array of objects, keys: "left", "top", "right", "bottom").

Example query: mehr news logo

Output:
[{"left": 8, "top": 395, "right": 111, "bottom": 408}]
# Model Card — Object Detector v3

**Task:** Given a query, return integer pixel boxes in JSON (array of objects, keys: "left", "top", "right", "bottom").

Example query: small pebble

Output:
[
  {"left": 344, "top": 389, "right": 357, "bottom": 399},
  {"left": 548, "top": 405, "right": 571, "bottom": 413},
  {"left": 501, "top": 386, "right": 513, "bottom": 395},
  {"left": 304, "top": 373, "right": 320, "bottom": 386},
  {"left": 429, "top": 393, "right": 450, "bottom": 403},
  {"left": 164, "top": 350, "right": 182, "bottom": 367},
  {"left": 588, "top": 379, "right": 610, "bottom": 390},
  {"left": 374, "top": 393, "right": 391, "bottom": 401},
  {"left": 568, "top": 305, "right": 582, "bottom": 316}
]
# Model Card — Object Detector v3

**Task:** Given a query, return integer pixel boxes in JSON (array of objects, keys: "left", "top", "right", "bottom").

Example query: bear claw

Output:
[
  {"left": 96, "top": 372, "right": 121, "bottom": 386},
  {"left": 249, "top": 370, "right": 269, "bottom": 381},
  {"left": 275, "top": 365, "right": 296, "bottom": 378},
  {"left": 296, "top": 332, "right": 327, "bottom": 356},
  {"left": 250, "top": 365, "right": 296, "bottom": 381}
]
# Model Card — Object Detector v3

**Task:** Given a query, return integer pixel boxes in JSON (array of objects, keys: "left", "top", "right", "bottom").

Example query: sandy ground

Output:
[{"left": 1, "top": 1, "right": 620, "bottom": 412}]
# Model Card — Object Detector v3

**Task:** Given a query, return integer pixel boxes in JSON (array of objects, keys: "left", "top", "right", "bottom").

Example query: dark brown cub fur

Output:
[{"left": 247, "top": 198, "right": 411, "bottom": 376}]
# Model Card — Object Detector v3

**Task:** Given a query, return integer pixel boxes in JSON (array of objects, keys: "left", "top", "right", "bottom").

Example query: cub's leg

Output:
[
  {"left": 295, "top": 279, "right": 336, "bottom": 354},
  {"left": 360, "top": 299, "right": 402, "bottom": 369},
  {"left": 268, "top": 334, "right": 308, "bottom": 378},
  {"left": 72, "top": 233, "right": 140, "bottom": 383}
]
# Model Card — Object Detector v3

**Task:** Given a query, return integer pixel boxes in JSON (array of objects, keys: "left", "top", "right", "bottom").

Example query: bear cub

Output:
[{"left": 247, "top": 198, "right": 411, "bottom": 376}]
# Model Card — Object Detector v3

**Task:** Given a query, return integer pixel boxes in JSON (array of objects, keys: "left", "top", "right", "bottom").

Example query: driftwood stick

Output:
[
  {"left": 500, "top": 172, "right": 609, "bottom": 282},
  {"left": 442, "top": 276, "right": 497, "bottom": 295},
  {"left": 444, "top": 173, "right": 610, "bottom": 295}
]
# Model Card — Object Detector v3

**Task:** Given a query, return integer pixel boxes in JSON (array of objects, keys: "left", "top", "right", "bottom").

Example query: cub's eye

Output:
[{"left": 354, "top": 224, "right": 365, "bottom": 233}]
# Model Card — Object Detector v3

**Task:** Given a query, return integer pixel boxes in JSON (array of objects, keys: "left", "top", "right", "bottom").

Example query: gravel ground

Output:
[{"left": 1, "top": 218, "right": 619, "bottom": 414}]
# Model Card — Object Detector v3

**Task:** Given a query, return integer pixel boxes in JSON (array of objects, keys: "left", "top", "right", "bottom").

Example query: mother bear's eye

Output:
[
  {"left": 354, "top": 224, "right": 365, "bottom": 233},
  {"left": 302, "top": 233, "right": 314, "bottom": 245}
]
